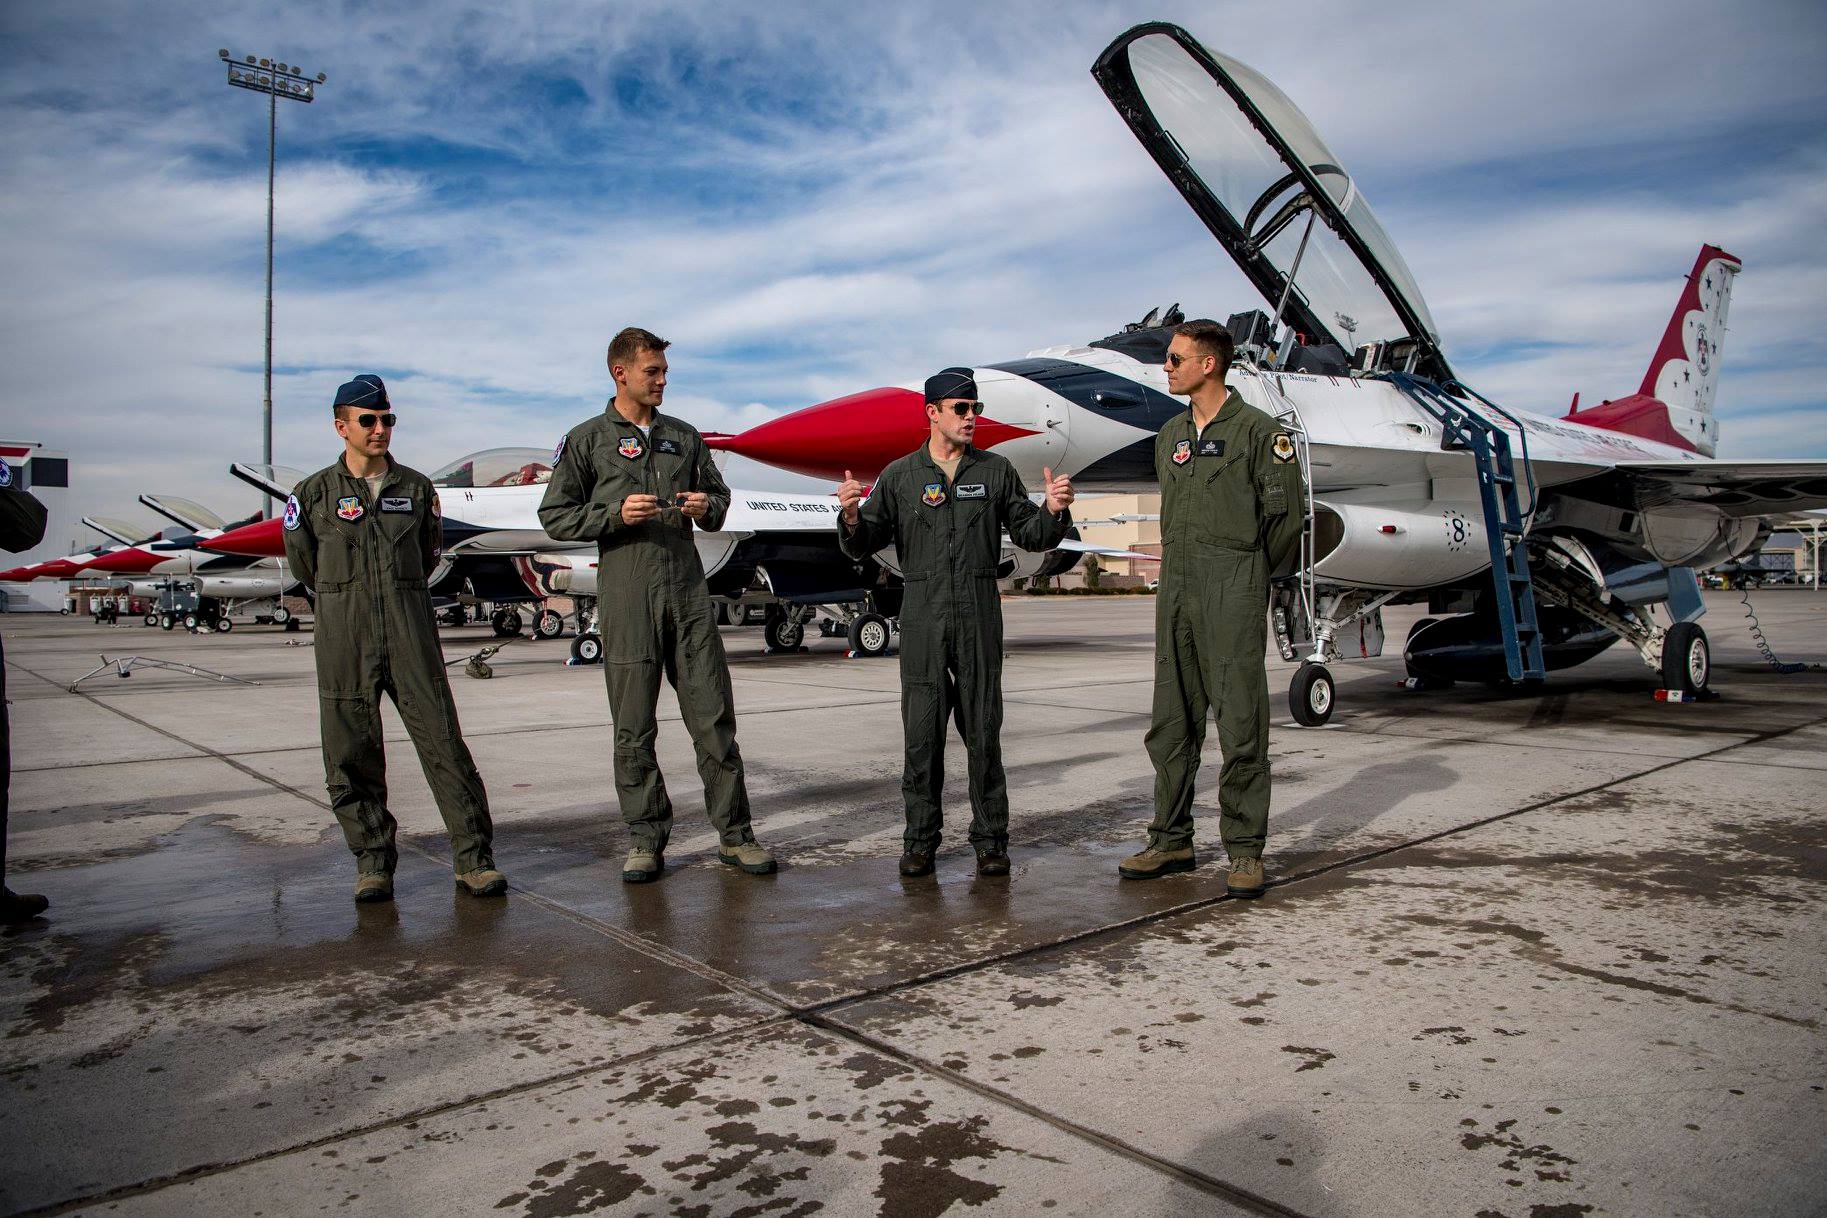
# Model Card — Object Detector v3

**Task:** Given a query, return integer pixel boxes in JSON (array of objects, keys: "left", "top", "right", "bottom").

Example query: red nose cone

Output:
[
  {"left": 703, "top": 387, "right": 1039, "bottom": 482},
  {"left": 32, "top": 558, "right": 86, "bottom": 579},
  {"left": 0, "top": 566, "right": 33, "bottom": 581},
  {"left": 78, "top": 546, "right": 164, "bottom": 575},
  {"left": 204, "top": 516, "right": 286, "bottom": 558}
]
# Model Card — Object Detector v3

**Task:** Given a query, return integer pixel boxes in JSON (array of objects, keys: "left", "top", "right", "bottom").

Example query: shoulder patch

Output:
[
  {"left": 552, "top": 435, "right": 567, "bottom": 465},
  {"left": 1271, "top": 432, "right": 1297, "bottom": 464},
  {"left": 0, "top": 461, "right": 10, "bottom": 488},
  {"left": 282, "top": 493, "right": 301, "bottom": 531}
]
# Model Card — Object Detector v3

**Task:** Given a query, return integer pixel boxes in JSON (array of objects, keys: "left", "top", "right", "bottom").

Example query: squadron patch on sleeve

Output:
[
  {"left": 921, "top": 482, "right": 946, "bottom": 507},
  {"left": 0, "top": 461, "right": 11, "bottom": 488},
  {"left": 1171, "top": 438, "right": 1193, "bottom": 466},
  {"left": 282, "top": 493, "right": 301, "bottom": 531},
  {"left": 1271, "top": 432, "right": 1297, "bottom": 463},
  {"left": 431, "top": 492, "right": 441, "bottom": 518},
  {"left": 551, "top": 435, "right": 567, "bottom": 465}
]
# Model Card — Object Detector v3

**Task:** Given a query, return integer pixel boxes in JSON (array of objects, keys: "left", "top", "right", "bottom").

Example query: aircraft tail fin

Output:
[{"left": 1638, "top": 244, "right": 1740, "bottom": 456}]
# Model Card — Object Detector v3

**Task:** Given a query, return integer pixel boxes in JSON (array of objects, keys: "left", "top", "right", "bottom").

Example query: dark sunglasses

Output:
[
  {"left": 1166, "top": 352, "right": 1206, "bottom": 369},
  {"left": 353, "top": 412, "right": 397, "bottom": 429},
  {"left": 940, "top": 401, "right": 985, "bottom": 418}
]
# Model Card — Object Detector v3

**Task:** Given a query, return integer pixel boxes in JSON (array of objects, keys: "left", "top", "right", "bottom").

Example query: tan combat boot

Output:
[
  {"left": 454, "top": 867, "right": 508, "bottom": 897},
  {"left": 1225, "top": 855, "right": 1266, "bottom": 899},
  {"left": 622, "top": 849, "right": 663, "bottom": 884},
  {"left": 1118, "top": 844, "right": 1196, "bottom": 880},
  {"left": 354, "top": 873, "right": 394, "bottom": 903},
  {"left": 717, "top": 840, "right": 777, "bottom": 875}
]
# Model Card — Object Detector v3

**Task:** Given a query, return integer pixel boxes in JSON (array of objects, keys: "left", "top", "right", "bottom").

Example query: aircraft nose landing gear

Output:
[{"left": 1289, "top": 661, "right": 1335, "bottom": 727}]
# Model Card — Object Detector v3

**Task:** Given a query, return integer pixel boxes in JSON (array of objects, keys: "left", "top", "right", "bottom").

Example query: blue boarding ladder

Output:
[{"left": 1385, "top": 372, "right": 1545, "bottom": 682}]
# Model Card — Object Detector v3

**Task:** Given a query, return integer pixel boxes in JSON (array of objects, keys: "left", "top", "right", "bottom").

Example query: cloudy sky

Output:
[{"left": 3, "top": 0, "right": 1824, "bottom": 543}]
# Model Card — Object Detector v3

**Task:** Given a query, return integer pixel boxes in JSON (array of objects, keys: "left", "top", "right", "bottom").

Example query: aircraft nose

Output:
[
  {"left": 704, "top": 387, "right": 929, "bottom": 481},
  {"left": 78, "top": 547, "right": 161, "bottom": 575},
  {"left": 203, "top": 517, "right": 286, "bottom": 557}
]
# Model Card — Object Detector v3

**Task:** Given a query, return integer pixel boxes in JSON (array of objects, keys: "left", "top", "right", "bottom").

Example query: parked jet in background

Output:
[{"left": 706, "top": 22, "right": 1827, "bottom": 722}]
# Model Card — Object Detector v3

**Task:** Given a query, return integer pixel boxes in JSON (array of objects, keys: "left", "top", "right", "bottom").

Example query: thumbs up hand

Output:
[
  {"left": 836, "top": 469, "right": 866, "bottom": 523},
  {"left": 1043, "top": 466, "right": 1074, "bottom": 515}
]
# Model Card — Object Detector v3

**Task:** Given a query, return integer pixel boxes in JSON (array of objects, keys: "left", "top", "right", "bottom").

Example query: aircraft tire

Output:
[
  {"left": 160, "top": 614, "right": 175, "bottom": 631},
  {"left": 764, "top": 616, "right": 804, "bottom": 652},
  {"left": 144, "top": 612, "right": 159, "bottom": 627},
  {"left": 1662, "top": 621, "right": 1709, "bottom": 695},
  {"left": 272, "top": 605, "right": 291, "bottom": 625},
  {"left": 215, "top": 618, "right": 234, "bottom": 633},
  {"left": 847, "top": 612, "right": 892, "bottom": 657},
  {"left": 183, "top": 613, "right": 199, "bottom": 631},
  {"left": 571, "top": 633, "right": 602, "bottom": 665},
  {"left": 1289, "top": 662, "right": 1335, "bottom": 727},
  {"left": 534, "top": 609, "right": 565, "bottom": 640}
]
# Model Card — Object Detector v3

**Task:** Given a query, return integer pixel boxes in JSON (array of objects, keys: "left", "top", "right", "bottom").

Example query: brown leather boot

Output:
[
  {"left": 1225, "top": 855, "right": 1266, "bottom": 899},
  {"left": 1117, "top": 845, "right": 1196, "bottom": 880}
]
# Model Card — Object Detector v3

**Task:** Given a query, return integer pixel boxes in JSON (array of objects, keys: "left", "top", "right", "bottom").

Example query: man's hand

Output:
[
  {"left": 836, "top": 469, "right": 865, "bottom": 524},
  {"left": 620, "top": 494, "right": 662, "bottom": 526},
  {"left": 1042, "top": 466, "right": 1075, "bottom": 515},
  {"left": 677, "top": 492, "right": 711, "bottom": 520}
]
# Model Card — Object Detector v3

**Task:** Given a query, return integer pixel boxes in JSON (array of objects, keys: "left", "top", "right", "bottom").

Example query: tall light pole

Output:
[{"left": 218, "top": 49, "right": 325, "bottom": 512}]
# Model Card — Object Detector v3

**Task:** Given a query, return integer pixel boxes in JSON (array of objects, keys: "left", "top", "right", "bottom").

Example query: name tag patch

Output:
[
  {"left": 1199, "top": 439, "right": 1225, "bottom": 458},
  {"left": 655, "top": 438, "right": 682, "bottom": 455},
  {"left": 380, "top": 497, "right": 414, "bottom": 513},
  {"left": 954, "top": 483, "right": 986, "bottom": 499},
  {"left": 921, "top": 482, "right": 946, "bottom": 507},
  {"left": 336, "top": 496, "right": 364, "bottom": 522},
  {"left": 1171, "top": 439, "right": 1192, "bottom": 466}
]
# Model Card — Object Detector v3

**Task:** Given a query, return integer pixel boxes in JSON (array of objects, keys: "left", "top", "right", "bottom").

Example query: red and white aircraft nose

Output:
[
  {"left": 77, "top": 547, "right": 163, "bottom": 575},
  {"left": 704, "top": 384, "right": 1038, "bottom": 482},
  {"left": 202, "top": 516, "right": 286, "bottom": 558}
]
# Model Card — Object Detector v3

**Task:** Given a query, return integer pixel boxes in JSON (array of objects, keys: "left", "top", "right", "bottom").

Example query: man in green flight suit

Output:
[
  {"left": 284, "top": 374, "right": 505, "bottom": 903},
  {"left": 1, "top": 460, "right": 49, "bottom": 923},
  {"left": 539, "top": 328, "right": 773, "bottom": 884},
  {"left": 836, "top": 367, "right": 1075, "bottom": 877},
  {"left": 1120, "top": 321, "right": 1305, "bottom": 896}
]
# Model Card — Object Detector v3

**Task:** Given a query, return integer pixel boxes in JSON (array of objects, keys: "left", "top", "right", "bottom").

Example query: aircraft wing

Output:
[
  {"left": 1615, "top": 459, "right": 1827, "bottom": 517},
  {"left": 1053, "top": 539, "right": 1156, "bottom": 562}
]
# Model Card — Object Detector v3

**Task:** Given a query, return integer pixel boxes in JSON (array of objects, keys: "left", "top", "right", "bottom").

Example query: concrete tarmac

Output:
[{"left": 2, "top": 590, "right": 1824, "bottom": 1217}]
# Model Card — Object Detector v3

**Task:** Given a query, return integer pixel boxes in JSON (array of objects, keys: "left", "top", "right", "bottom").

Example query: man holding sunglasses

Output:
[
  {"left": 283, "top": 374, "right": 504, "bottom": 903},
  {"left": 836, "top": 367, "right": 1073, "bottom": 877},
  {"left": 1121, "top": 321, "right": 1305, "bottom": 897}
]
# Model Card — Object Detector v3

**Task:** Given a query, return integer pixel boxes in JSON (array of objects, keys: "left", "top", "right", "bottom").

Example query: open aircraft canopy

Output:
[{"left": 1093, "top": 22, "right": 1449, "bottom": 378}]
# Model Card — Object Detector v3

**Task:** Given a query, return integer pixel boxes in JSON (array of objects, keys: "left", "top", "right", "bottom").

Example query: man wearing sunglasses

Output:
[
  {"left": 836, "top": 367, "right": 1074, "bottom": 877},
  {"left": 283, "top": 374, "right": 505, "bottom": 903},
  {"left": 1121, "top": 321, "right": 1305, "bottom": 897}
]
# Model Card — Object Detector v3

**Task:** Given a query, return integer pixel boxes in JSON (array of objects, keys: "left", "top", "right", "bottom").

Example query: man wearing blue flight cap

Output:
[{"left": 283, "top": 374, "right": 505, "bottom": 903}]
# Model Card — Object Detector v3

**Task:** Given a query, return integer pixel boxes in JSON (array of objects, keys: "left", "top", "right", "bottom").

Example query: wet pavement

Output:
[{"left": 3, "top": 591, "right": 1824, "bottom": 1216}]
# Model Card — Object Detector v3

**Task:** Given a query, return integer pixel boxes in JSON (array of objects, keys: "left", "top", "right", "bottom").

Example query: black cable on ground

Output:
[{"left": 1740, "top": 588, "right": 1826, "bottom": 673}]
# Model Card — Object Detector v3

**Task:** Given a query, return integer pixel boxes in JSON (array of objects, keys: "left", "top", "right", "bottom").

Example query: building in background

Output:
[{"left": 1, "top": 441, "right": 73, "bottom": 612}]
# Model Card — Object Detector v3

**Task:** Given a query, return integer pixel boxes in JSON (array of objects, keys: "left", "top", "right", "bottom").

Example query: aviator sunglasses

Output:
[
  {"left": 352, "top": 412, "right": 397, "bottom": 429},
  {"left": 940, "top": 401, "right": 986, "bottom": 418}
]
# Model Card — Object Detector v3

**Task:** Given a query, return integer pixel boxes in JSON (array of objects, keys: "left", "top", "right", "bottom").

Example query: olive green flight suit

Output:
[
  {"left": 1, "top": 478, "right": 49, "bottom": 888},
  {"left": 839, "top": 446, "right": 1069, "bottom": 853},
  {"left": 537, "top": 406, "right": 753, "bottom": 855},
  {"left": 283, "top": 457, "right": 495, "bottom": 876},
  {"left": 1144, "top": 390, "right": 1306, "bottom": 859}
]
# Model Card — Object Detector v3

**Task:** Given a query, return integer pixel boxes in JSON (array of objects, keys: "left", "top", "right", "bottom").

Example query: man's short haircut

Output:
[
  {"left": 1174, "top": 320, "right": 1235, "bottom": 374},
  {"left": 607, "top": 327, "right": 670, "bottom": 370}
]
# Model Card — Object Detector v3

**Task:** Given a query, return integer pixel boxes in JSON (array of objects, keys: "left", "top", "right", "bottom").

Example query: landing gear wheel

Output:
[
  {"left": 847, "top": 612, "right": 892, "bottom": 657},
  {"left": 159, "top": 614, "right": 175, "bottom": 631},
  {"left": 570, "top": 633, "right": 602, "bottom": 665},
  {"left": 1289, "top": 662, "right": 1335, "bottom": 727},
  {"left": 272, "top": 605, "right": 291, "bottom": 625},
  {"left": 491, "top": 610, "right": 522, "bottom": 639},
  {"left": 534, "top": 609, "right": 565, "bottom": 640},
  {"left": 215, "top": 618, "right": 234, "bottom": 633},
  {"left": 1662, "top": 621, "right": 1709, "bottom": 695},
  {"left": 183, "top": 613, "right": 199, "bottom": 631},
  {"left": 143, "top": 612, "right": 158, "bottom": 627},
  {"left": 764, "top": 616, "right": 804, "bottom": 652}
]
